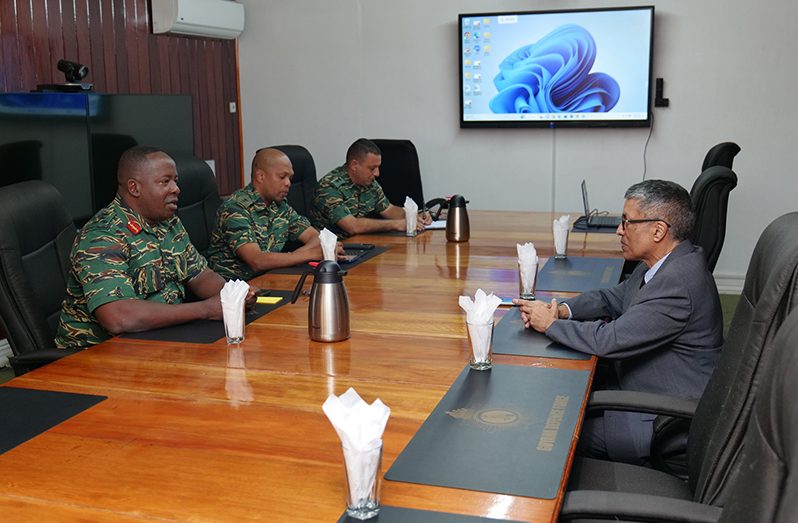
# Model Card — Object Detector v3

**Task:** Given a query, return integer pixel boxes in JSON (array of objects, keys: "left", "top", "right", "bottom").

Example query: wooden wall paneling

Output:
[
  {"left": 46, "top": 0, "right": 64, "bottom": 82},
  {"left": 0, "top": 0, "right": 243, "bottom": 197},
  {"left": 60, "top": 0, "right": 78, "bottom": 65},
  {"left": 32, "top": 1, "right": 53, "bottom": 85},
  {"left": 75, "top": 1, "right": 94, "bottom": 83},
  {"left": 87, "top": 0, "right": 108, "bottom": 92},
  {"left": 111, "top": 0, "right": 129, "bottom": 90},
  {"left": 16, "top": 0, "right": 38, "bottom": 90},
  {"left": 0, "top": 3, "right": 18, "bottom": 92},
  {"left": 134, "top": 0, "right": 150, "bottom": 94}
]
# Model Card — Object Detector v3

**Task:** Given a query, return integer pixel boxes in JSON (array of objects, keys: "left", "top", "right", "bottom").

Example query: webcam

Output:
[
  {"left": 34, "top": 58, "right": 93, "bottom": 92},
  {"left": 57, "top": 59, "right": 89, "bottom": 83}
]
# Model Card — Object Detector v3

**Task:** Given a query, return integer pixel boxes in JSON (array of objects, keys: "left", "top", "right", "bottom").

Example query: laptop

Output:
[{"left": 581, "top": 180, "right": 622, "bottom": 228}]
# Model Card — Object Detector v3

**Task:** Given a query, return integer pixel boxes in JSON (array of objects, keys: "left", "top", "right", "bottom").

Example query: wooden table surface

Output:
[{"left": 0, "top": 211, "right": 621, "bottom": 522}]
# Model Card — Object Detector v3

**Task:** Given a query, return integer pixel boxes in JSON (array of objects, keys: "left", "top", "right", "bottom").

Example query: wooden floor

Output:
[{"left": 0, "top": 211, "right": 623, "bottom": 521}]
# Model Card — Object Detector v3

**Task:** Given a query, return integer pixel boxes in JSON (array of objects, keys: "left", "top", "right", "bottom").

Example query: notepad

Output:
[
  {"left": 426, "top": 219, "right": 447, "bottom": 230},
  {"left": 256, "top": 296, "right": 283, "bottom": 305}
]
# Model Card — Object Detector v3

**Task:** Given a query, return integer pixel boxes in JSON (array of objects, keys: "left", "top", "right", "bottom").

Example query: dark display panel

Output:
[{"left": 0, "top": 93, "right": 194, "bottom": 222}]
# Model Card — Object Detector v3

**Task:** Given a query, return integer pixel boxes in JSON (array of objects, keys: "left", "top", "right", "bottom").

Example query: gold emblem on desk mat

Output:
[{"left": 446, "top": 407, "right": 528, "bottom": 432}]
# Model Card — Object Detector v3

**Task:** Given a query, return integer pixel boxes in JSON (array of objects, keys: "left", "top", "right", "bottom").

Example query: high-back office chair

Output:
[
  {"left": 0, "top": 181, "right": 82, "bottom": 375},
  {"left": 561, "top": 308, "right": 798, "bottom": 522},
  {"left": 561, "top": 212, "right": 798, "bottom": 511},
  {"left": 176, "top": 156, "right": 221, "bottom": 256},
  {"left": 701, "top": 141, "right": 741, "bottom": 172},
  {"left": 690, "top": 166, "right": 738, "bottom": 272},
  {"left": 370, "top": 139, "right": 425, "bottom": 207},
  {"left": 271, "top": 144, "right": 317, "bottom": 218}
]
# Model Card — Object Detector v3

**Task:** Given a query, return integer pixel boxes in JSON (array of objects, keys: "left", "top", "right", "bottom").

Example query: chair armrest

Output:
[
  {"left": 560, "top": 490, "right": 722, "bottom": 522},
  {"left": 9, "top": 348, "right": 82, "bottom": 376},
  {"left": 587, "top": 390, "right": 698, "bottom": 419}
]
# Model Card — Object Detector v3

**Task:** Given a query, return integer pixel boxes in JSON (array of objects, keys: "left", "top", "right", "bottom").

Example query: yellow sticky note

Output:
[{"left": 256, "top": 296, "right": 283, "bottom": 305}]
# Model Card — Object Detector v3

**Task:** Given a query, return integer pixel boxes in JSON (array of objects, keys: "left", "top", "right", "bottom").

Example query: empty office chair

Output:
[
  {"left": 272, "top": 144, "right": 317, "bottom": 218},
  {"left": 176, "top": 156, "right": 221, "bottom": 256},
  {"left": 701, "top": 141, "right": 740, "bottom": 172},
  {"left": 370, "top": 139, "right": 425, "bottom": 207},
  {"left": 690, "top": 166, "right": 738, "bottom": 272},
  {"left": 561, "top": 212, "right": 798, "bottom": 511},
  {"left": 561, "top": 308, "right": 798, "bottom": 522},
  {"left": 0, "top": 181, "right": 82, "bottom": 375}
]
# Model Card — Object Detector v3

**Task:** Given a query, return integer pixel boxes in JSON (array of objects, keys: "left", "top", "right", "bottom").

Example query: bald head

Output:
[
  {"left": 252, "top": 148, "right": 293, "bottom": 204},
  {"left": 251, "top": 148, "right": 290, "bottom": 176}
]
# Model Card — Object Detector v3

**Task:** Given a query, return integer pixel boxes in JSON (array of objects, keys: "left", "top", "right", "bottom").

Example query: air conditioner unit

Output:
[{"left": 152, "top": 0, "right": 244, "bottom": 40}]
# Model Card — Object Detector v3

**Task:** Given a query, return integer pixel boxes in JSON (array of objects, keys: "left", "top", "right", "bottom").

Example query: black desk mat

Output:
[
  {"left": 492, "top": 307, "right": 590, "bottom": 360},
  {"left": 537, "top": 256, "right": 623, "bottom": 293},
  {"left": 0, "top": 386, "right": 106, "bottom": 454},
  {"left": 268, "top": 246, "right": 390, "bottom": 275},
  {"left": 120, "top": 289, "right": 293, "bottom": 344},
  {"left": 337, "top": 506, "right": 523, "bottom": 522},
  {"left": 385, "top": 364, "right": 590, "bottom": 499}
]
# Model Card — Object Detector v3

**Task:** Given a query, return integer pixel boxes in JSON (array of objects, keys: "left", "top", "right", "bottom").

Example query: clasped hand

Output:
[{"left": 511, "top": 298, "right": 560, "bottom": 333}]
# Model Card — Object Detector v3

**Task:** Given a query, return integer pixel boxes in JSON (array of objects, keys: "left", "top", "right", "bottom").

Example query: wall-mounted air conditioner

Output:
[{"left": 152, "top": 0, "right": 245, "bottom": 40}]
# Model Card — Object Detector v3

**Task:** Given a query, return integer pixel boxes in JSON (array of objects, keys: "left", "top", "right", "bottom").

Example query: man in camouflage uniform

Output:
[
  {"left": 310, "top": 138, "right": 429, "bottom": 236},
  {"left": 56, "top": 146, "right": 247, "bottom": 348},
  {"left": 206, "top": 148, "right": 338, "bottom": 280}
]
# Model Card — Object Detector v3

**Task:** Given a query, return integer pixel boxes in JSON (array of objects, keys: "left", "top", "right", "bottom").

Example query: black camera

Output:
[{"left": 57, "top": 59, "right": 89, "bottom": 83}]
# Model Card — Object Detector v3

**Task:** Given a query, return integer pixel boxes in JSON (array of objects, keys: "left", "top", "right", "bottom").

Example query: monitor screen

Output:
[{"left": 459, "top": 6, "right": 654, "bottom": 128}]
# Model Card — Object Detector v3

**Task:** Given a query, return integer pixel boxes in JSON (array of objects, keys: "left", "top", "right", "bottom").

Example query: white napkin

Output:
[
  {"left": 459, "top": 289, "right": 501, "bottom": 362},
  {"left": 403, "top": 196, "right": 418, "bottom": 235},
  {"left": 220, "top": 279, "right": 249, "bottom": 339},
  {"left": 323, "top": 388, "right": 390, "bottom": 508},
  {"left": 517, "top": 242, "right": 539, "bottom": 295},
  {"left": 553, "top": 215, "right": 570, "bottom": 255},
  {"left": 319, "top": 228, "right": 338, "bottom": 261}
]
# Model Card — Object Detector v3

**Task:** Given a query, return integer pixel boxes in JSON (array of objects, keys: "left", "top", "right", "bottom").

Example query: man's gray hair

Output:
[{"left": 624, "top": 179, "right": 694, "bottom": 241}]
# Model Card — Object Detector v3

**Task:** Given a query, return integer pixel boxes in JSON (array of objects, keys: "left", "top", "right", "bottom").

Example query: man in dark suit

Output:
[{"left": 515, "top": 179, "right": 723, "bottom": 465}]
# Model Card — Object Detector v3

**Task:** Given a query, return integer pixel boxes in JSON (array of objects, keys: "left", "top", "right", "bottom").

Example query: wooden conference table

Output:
[{"left": 0, "top": 211, "right": 622, "bottom": 522}]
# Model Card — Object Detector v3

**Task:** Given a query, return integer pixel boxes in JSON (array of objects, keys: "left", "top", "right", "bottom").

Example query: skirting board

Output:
[
  {"left": 714, "top": 272, "right": 745, "bottom": 295},
  {"left": 0, "top": 339, "right": 11, "bottom": 368}
]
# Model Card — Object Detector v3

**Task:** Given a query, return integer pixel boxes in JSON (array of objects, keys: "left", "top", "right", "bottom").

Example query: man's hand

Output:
[
  {"left": 512, "top": 298, "right": 560, "bottom": 333},
  {"left": 335, "top": 241, "right": 346, "bottom": 259}
]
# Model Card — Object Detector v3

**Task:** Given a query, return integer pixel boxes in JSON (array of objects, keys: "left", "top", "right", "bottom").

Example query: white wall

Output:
[{"left": 237, "top": 0, "right": 798, "bottom": 291}]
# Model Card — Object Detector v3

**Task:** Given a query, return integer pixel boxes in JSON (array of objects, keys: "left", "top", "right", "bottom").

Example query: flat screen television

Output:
[{"left": 459, "top": 6, "right": 654, "bottom": 128}]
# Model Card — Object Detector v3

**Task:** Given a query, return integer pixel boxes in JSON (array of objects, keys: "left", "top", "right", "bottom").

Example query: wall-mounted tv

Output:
[{"left": 459, "top": 6, "right": 654, "bottom": 128}]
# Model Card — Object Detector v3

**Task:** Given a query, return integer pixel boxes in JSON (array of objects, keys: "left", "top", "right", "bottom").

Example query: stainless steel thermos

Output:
[
  {"left": 290, "top": 260, "right": 350, "bottom": 342},
  {"left": 446, "top": 194, "right": 470, "bottom": 242}
]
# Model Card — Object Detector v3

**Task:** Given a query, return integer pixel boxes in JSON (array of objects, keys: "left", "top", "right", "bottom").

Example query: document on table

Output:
[{"left": 425, "top": 220, "right": 446, "bottom": 230}]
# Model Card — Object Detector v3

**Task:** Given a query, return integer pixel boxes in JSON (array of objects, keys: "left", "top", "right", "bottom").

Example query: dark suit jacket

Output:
[{"left": 546, "top": 240, "right": 723, "bottom": 462}]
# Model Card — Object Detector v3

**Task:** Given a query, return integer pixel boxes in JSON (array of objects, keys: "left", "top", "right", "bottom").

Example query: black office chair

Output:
[
  {"left": 701, "top": 142, "right": 740, "bottom": 172},
  {"left": 0, "top": 181, "right": 82, "bottom": 376},
  {"left": 560, "top": 212, "right": 798, "bottom": 513},
  {"left": 690, "top": 166, "right": 738, "bottom": 272},
  {"left": 271, "top": 144, "right": 318, "bottom": 219},
  {"left": 175, "top": 156, "right": 222, "bottom": 257},
  {"left": 370, "top": 139, "right": 425, "bottom": 208},
  {"left": 561, "top": 307, "right": 798, "bottom": 522}
]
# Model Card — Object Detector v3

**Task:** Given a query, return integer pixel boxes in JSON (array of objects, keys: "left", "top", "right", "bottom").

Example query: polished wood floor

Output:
[{"left": 0, "top": 211, "right": 620, "bottom": 521}]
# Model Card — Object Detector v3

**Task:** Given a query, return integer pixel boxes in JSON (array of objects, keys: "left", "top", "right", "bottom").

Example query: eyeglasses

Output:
[{"left": 620, "top": 217, "right": 671, "bottom": 231}]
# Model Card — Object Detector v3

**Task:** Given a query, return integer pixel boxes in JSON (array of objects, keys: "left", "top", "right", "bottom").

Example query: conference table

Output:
[{"left": 0, "top": 211, "right": 622, "bottom": 522}]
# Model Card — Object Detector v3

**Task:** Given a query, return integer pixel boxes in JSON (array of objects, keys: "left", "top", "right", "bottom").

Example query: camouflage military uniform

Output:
[
  {"left": 310, "top": 165, "right": 391, "bottom": 233},
  {"left": 55, "top": 195, "right": 208, "bottom": 348},
  {"left": 205, "top": 183, "right": 312, "bottom": 280}
]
